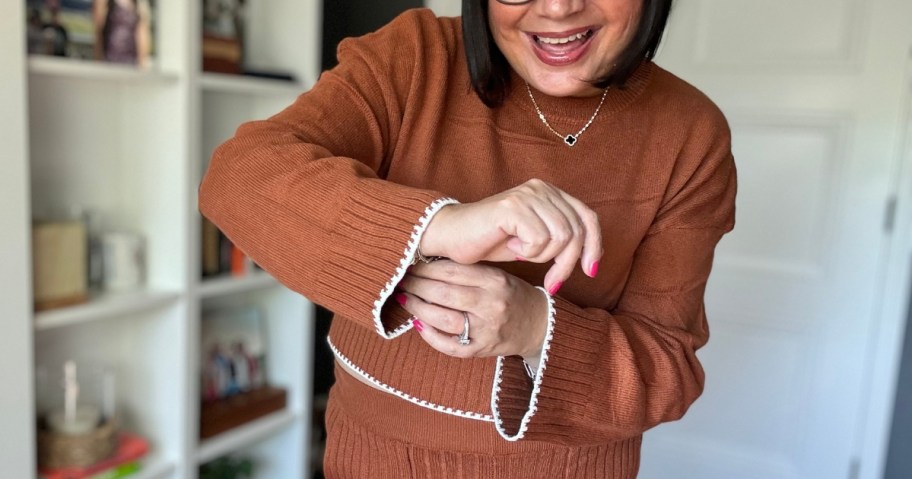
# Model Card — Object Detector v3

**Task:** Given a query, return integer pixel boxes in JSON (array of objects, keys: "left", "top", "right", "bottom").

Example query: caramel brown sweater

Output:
[{"left": 199, "top": 8, "right": 735, "bottom": 475}]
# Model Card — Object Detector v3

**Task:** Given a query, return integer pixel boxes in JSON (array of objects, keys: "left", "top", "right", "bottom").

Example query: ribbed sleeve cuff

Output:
[
  {"left": 490, "top": 287, "right": 555, "bottom": 441},
  {"left": 316, "top": 180, "right": 458, "bottom": 338},
  {"left": 491, "top": 293, "right": 605, "bottom": 442}
]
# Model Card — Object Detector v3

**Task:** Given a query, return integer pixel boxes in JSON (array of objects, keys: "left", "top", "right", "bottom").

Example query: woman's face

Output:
[{"left": 488, "top": 0, "right": 642, "bottom": 98}]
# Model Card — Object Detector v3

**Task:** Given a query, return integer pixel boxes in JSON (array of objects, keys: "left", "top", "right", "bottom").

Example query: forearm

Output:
[
  {"left": 491, "top": 225, "right": 727, "bottom": 443},
  {"left": 199, "top": 124, "right": 453, "bottom": 335}
]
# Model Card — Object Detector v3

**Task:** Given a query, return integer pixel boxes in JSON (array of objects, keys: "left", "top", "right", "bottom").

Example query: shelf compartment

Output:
[
  {"left": 134, "top": 455, "right": 177, "bottom": 479},
  {"left": 28, "top": 56, "right": 180, "bottom": 83},
  {"left": 198, "top": 273, "right": 279, "bottom": 299},
  {"left": 34, "top": 289, "right": 182, "bottom": 331},
  {"left": 197, "top": 410, "right": 298, "bottom": 464},
  {"left": 200, "top": 72, "right": 307, "bottom": 96}
]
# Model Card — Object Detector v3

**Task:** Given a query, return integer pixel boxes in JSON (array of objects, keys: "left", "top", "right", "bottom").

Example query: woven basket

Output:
[{"left": 37, "top": 418, "right": 118, "bottom": 469}]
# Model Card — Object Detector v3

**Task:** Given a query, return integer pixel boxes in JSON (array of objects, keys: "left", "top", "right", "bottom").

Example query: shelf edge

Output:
[
  {"left": 196, "top": 410, "right": 299, "bottom": 464},
  {"left": 34, "top": 290, "right": 182, "bottom": 332},
  {"left": 197, "top": 273, "right": 280, "bottom": 299},
  {"left": 199, "top": 72, "right": 308, "bottom": 96},
  {"left": 28, "top": 56, "right": 180, "bottom": 83}
]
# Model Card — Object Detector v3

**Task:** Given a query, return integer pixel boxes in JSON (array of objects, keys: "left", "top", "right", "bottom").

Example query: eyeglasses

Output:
[{"left": 493, "top": 0, "right": 535, "bottom": 5}]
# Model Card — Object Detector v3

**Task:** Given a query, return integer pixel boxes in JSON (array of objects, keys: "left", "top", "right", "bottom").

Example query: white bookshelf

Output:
[
  {"left": 34, "top": 290, "right": 182, "bottom": 331},
  {"left": 6, "top": 0, "right": 322, "bottom": 477}
]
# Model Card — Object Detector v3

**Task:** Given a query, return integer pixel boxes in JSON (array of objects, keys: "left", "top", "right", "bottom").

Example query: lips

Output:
[{"left": 527, "top": 27, "right": 598, "bottom": 67}]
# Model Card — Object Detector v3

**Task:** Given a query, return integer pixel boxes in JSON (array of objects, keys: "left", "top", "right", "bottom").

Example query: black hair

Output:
[{"left": 462, "top": 0, "right": 673, "bottom": 107}]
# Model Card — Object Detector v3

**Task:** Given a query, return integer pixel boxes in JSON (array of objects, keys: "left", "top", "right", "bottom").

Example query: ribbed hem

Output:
[
  {"left": 373, "top": 197, "right": 458, "bottom": 338},
  {"left": 315, "top": 179, "right": 454, "bottom": 337},
  {"left": 327, "top": 367, "right": 642, "bottom": 477},
  {"left": 511, "top": 295, "right": 607, "bottom": 442},
  {"left": 491, "top": 286, "right": 555, "bottom": 441}
]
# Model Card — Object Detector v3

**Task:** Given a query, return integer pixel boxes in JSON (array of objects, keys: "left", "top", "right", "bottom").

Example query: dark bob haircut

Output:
[{"left": 462, "top": 0, "right": 673, "bottom": 107}]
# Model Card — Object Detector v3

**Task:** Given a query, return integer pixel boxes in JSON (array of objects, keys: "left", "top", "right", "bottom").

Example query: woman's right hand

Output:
[{"left": 419, "top": 179, "right": 603, "bottom": 294}]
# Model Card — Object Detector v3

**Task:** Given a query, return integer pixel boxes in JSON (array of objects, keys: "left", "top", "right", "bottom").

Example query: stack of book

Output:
[
  {"left": 201, "top": 34, "right": 242, "bottom": 75},
  {"left": 39, "top": 434, "right": 149, "bottom": 479},
  {"left": 201, "top": 217, "right": 256, "bottom": 278}
]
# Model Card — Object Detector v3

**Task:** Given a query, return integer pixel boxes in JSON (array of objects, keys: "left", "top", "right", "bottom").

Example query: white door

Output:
[{"left": 641, "top": 1, "right": 912, "bottom": 478}]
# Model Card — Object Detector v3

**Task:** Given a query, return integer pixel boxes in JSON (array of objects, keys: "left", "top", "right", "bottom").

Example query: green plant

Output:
[{"left": 199, "top": 456, "right": 255, "bottom": 479}]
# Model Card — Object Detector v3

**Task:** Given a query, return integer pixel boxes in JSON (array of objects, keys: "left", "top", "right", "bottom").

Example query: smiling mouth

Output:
[
  {"left": 532, "top": 29, "right": 595, "bottom": 46},
  {"left": 528, "top": 28, "right": 597, "bottom": 66}
]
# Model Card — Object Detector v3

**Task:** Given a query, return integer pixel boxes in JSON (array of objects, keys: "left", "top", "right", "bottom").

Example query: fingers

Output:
[
  {"left": 558, "top": 190, "right": 603, "bottom": 276},
  {"left": 396, "top": 291, "right": 465, "bottom": 335},
  {"left": 505, "top": 180, "right": 602, "bottom": 293},
  {"left": 398, "top": 293, "right": 480, "bottom": 359},
  {"left": 421, "top": 179, "right": 603, "bottom": 295},
  {"left": 406, "top": 261, "right": 491, "bottom": 288},
  {"left": 534, "top": 198, "right": 585, "bottom": 293},
  {"left": 398, "top": 273, "right": 476, "bottom": 313},
  {"left": 396, "top": 266, "right": 546, "bottom": 360},
  {"left": 413, "top": 319, "right": 477, "bottom": 359},
  {"left": 519, "top": 201, "right": 580, "bottom": 264}
]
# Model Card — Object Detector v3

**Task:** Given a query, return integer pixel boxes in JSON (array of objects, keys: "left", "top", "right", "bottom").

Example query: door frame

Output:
[{"left": 860, "top": 57, "right": 912, "bottom": 479}]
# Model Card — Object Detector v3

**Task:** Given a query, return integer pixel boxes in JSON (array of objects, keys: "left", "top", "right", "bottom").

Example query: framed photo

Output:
[
  {"left": 26, "top": 0, "right": 155, "bottom": 66},
  {"left": 200, "top": 305, "right": 268, "bottom": 403}
]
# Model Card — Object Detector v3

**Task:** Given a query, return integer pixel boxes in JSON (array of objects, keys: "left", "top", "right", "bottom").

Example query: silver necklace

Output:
[{"left": 525, "top": 83, "right": 609, "bottom": 147}]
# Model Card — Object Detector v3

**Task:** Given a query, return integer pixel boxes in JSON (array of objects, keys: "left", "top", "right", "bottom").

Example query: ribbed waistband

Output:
[
  {"left": 331, "top": 360, "right": 541, "bottom": 454},
  {"left": 329, "top": 361, "right": 642, "bottom": 477},
  {"left": 332, "top": 360, "right": 639, "bottom": 451}
]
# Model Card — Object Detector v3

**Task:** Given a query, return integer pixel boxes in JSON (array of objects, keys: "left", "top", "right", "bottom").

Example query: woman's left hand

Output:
[{"left": 396, "top": 260, "right": 549, "bottom": 360}]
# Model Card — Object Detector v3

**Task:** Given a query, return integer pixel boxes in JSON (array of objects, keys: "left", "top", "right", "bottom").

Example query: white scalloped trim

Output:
[
  {"left": 490, "top": 286, "right": 556, "bottom": 441},
  {"left": 328, "top": 335, "right": 495, "bottom": 422},
  {"left": 371, "top": 197, "right": 460, "bottom": 339}
]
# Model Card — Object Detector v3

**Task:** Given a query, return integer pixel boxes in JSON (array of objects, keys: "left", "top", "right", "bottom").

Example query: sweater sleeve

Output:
[
  {"left": 491, "top": 111, "right": 737, "bottom": 443},
  {"left": 198, "top": 10, "right": 454, "bottom": 338}
]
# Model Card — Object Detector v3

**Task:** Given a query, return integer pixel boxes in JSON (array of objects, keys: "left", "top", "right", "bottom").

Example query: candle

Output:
[
  {"left": 46, "top": 360, "right": 101, "bottom": 436},
  {"left": 102, "top": 370, "right": 116, "bottom": 421},
  {"left": 64, "top": 361, "right": 77, "bottom": 424}
]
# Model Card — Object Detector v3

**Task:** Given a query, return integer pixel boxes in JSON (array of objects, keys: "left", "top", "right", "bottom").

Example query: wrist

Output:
[
  {"left": 419, "top": 204, "right": 455, "bottom": 258},
  {"left": 520, "top": 287, "right": 550, "bottom": 360}
]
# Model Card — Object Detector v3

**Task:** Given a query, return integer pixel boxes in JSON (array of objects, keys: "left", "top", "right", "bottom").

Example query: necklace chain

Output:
[{"left": 525, "top": 83, "right": 609, "bottom": 147}]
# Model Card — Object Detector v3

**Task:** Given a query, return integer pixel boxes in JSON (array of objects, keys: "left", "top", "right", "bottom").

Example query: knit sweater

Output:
[{"left": 199, "top": 6, "right": 735, "bottom": 466}]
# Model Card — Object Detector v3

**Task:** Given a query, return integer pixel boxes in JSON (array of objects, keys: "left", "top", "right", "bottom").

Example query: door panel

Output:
[
  {"left": 643, "top": 1, "right": 912, "bottom": 478},
  {"left": 721, "top": 114, "right": 848, "bottom": 278},
  {"left": 690, "top": 0, "right": 866, "bottom": 69}
]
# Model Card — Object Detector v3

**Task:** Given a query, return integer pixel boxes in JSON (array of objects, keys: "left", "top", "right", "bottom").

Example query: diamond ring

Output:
[{"left": 457, "top": 312, "right": 471, "bottom": 346}]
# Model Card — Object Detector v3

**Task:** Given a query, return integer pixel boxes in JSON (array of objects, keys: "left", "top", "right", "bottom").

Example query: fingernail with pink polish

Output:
[
  {"left": 589, "top": 261, "right": 600, "bottom": 278},
  {"left": 395, "top": 293, "right": 407, "bottom": 306},
  {"left": 548, "top": 281, "right": 563, "bottom": 296},
  {"left": 413, "top": 319, "right": 424, "bottom": 332}
]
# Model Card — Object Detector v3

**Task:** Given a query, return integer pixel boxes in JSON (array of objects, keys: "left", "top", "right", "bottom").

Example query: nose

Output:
[{"left": 534, "top": 0, "right": 585, "bottom": 19}]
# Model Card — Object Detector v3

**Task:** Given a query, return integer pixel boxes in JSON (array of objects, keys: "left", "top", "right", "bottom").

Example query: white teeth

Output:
[{"left": 537, "top": 32, "right": 588, "bottom": 45}]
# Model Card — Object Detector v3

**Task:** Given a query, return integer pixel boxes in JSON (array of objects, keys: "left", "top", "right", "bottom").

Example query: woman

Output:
[{"left": 199, "top": 0, "right": 736, "bottom": 477}]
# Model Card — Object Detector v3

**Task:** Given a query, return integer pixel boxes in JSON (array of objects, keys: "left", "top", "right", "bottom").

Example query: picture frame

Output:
[
  {"left": 200, "top": 305, "right": 268, "bottom": 403},
  {"left": 25, "top": 0, "right": 155, "bottom": 66}
]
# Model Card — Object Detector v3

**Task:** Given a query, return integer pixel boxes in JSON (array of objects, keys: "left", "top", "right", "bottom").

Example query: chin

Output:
[{"left": 529, "top": 76, "right": 599, "bottom": 98}]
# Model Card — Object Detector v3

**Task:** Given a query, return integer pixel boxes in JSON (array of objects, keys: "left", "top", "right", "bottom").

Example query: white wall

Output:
[{"left": 425, "top": 0, "right": 461, "bottom": 17}]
